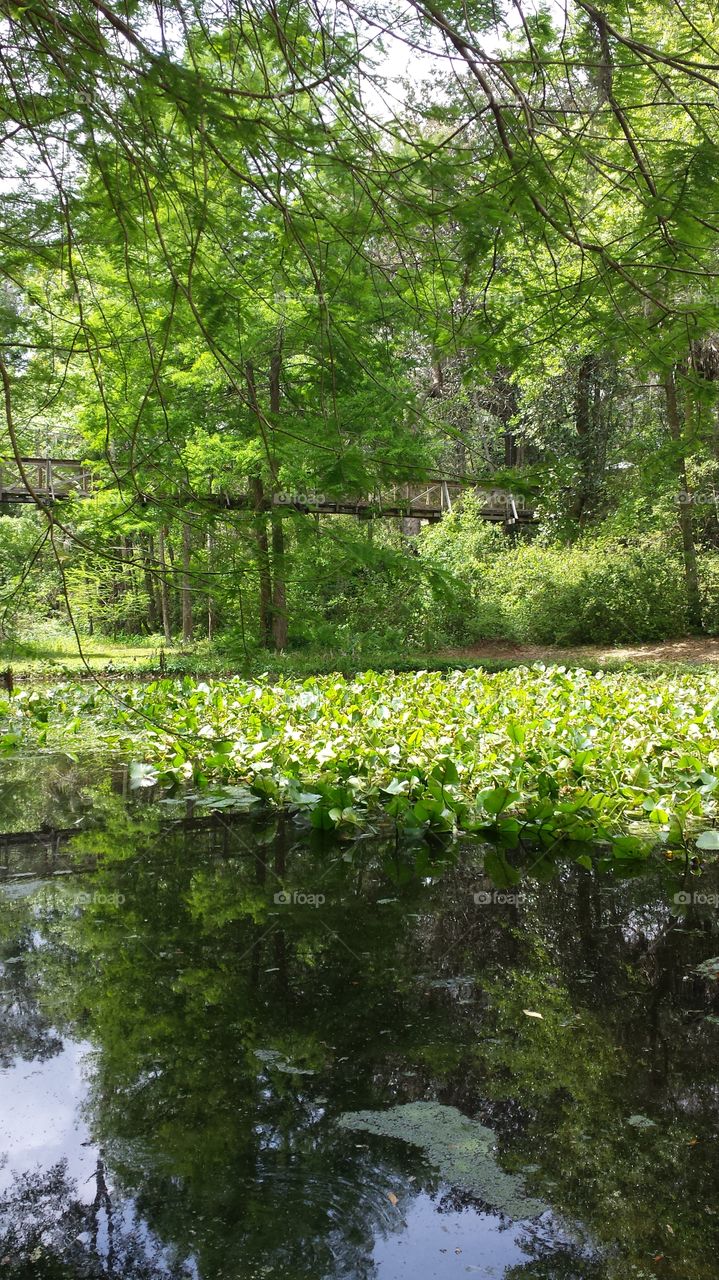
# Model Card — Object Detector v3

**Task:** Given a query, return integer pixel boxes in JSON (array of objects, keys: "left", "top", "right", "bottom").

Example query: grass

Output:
[
  {"left": 5, "top": 628, "right": 719, "bottom": 683},
  {"left": 0, "top": 631, "right": 180, "bottom": 675}
]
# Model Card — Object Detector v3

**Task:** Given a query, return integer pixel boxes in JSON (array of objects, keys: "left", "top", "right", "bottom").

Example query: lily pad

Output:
[
  {"left": 253, "top": 1048, "right": 285, "bottom": 1063},
  {"left": 253, "top": 1047, "right": 314, "bottom": 1074}
]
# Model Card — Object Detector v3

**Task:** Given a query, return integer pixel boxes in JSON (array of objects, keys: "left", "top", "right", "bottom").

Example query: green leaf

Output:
[
  {"left": 696, "top": 830, "right": 719, "bottom": 850},
  {"left": 481, "top": 787, "right": 520, "bottom": 816},
  {"left": 612, "top": 835, "right": 647, "bottom": 860},
  {"left": 484, "top": 848, "right": 521, "bottom": 888}
]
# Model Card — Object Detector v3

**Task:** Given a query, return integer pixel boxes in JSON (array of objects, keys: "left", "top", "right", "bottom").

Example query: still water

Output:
[{"left": 1, "top": 754, "right": 719, "bottom": 1279}]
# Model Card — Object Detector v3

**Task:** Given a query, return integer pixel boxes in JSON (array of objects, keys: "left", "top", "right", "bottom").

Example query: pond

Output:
[{"left": 1, "top": 753, "right": 719, "bottom": 1279}]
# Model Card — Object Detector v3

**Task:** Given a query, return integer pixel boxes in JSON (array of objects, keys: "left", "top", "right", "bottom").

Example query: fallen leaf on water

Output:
[
  {"left": 387, "top": 1191, "right": 398, "bottom": 1206},
  {"left": 523, "top": 1009, "right": 543, "bottom": 1019}
]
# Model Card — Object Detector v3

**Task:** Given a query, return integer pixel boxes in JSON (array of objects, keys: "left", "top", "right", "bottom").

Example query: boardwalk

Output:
[
  {"left": 1, "top": 458, "right": 91, "bottom": 501},
  {"left": 0, "top": 458, "right": 536, "bottom": 524}
]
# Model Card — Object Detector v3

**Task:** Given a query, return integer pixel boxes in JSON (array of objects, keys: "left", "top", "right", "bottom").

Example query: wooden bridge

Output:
[
  {"left": 0, "top": 458, "right": 536, "bottom": 524},
  {"left": 0, "top": 458, "right": 92, "bottom": 502}
]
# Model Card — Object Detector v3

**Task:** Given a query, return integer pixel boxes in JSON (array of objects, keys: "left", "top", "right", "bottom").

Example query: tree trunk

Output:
[
  {"left": 664, "top": 369, "right": 702, "bottom": 629},
  {"left": 143, "top": 536, "right": 160, "bottom": 633},
  {"left": 485, "top": 367, "right": 520, "bottom": 469},
  {"left": 181, "top": 521, "right": 193, "bottom": 644},
  {"left": 245, "top": 360, "right": 274, "bottom": 647},
  {"left": 164, "top": 529, "right": 180, "bottom": 634},
  {"left": 157, "top": 526, "right": 172, "bottom": 644},
  {"left": 251, "top": 476, "right": 273, "bottom": 647},
  {"left": 206, "top": 529, "right": 217, "bottom": 641},
  {"left": 571, "top": 353, "right": 605, "bottom": 524},
  {"left": 271, "top": 511, "right": 288, "bottom": 650},
  {"left": 268, "top": 331, "right": 288, "bottom": 650}
]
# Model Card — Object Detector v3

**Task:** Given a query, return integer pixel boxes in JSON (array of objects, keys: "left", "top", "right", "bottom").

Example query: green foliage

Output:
[
  {"left": 2, "top": 1, "right": 719, "bottom": 657},
  {"left": 484, "top": 538, "right": 690, "bottom": 646},
  {"left": 0, "top": 512, "right": 57, "bottom": 638},
  {"left": 699, "top": 554, "right": 719, "bottom": 635},
  {"left": 420, "top": 501, "right": 693, "bottom": 645},
  {"left": 5, "top": 665, "right": 719, "bottom": 854}
]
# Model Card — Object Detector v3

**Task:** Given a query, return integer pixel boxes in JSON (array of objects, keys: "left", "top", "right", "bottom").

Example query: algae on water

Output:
[{"left": 337, "top": 1101, "right": 546, "bottom": 1220}]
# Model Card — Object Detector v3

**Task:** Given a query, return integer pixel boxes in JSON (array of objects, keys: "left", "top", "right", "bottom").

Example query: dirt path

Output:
[{"left": 439, "top": 637, "right": 719, "bottom": 666}]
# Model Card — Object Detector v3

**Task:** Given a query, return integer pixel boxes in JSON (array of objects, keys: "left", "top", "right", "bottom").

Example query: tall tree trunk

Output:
[
  {"left": 164, "top": 529, "right": 180, "bottom": 633},
  {"left": 486, "top": 367, "right": 520, "bottom": 469},
  {"left": 181, "top": 521, "right": 193, "bottom": 644},
  {"left": 251, "top": 476, "right": 273, "bottom": 647},
  {"left": 572, "top": 353, "right": 605, "bottom": 524},
  {"left": 664, "top": 369, "right": 702, "bottom": 629},
  {"left": 157, "top": 526, "right": 172, "bottom": 644},
  {"left": 143, "top": 535, "right": 160, "bottom": 633},
  {"left": 206, "top": 529, "right": 217, "bottom": 641},
  {"left": 271, "top": 511, "right": 288, "bottom": 650},
  {"left": 245, "top": 360, "right": 274, "bottom": 647},
  {"left": 269, "top": 338, "right": 288, "bottom": 651}
]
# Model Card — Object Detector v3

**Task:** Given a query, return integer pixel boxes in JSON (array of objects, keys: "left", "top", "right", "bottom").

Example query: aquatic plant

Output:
[
  {"left": 3, "top": 664, "right": 719, "bottom": 855},
  {"left": 338, "top": 1101, "right": 546, "bottom": 1219}
]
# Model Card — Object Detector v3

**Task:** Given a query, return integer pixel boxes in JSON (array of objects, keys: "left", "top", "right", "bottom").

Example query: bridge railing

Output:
[
  {"left": 0, "top": 457, "right": 92, "bottom": 498},
  {"left": 1, "top": 460, "right": 532, "bottom": 521},
  {"left": 376, "top": 481, "right": 530, "bottom": 517}
]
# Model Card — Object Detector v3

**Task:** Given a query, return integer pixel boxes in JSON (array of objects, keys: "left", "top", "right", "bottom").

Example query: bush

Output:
[
  {"left": 699, "top": 554, "right": 719, "bottom": 636},
  {"left": 487, "top": 540, "right": 688, "bottom": 645},
  {"left": 419, "top": 501, "right": 691, "bottom": 646}
]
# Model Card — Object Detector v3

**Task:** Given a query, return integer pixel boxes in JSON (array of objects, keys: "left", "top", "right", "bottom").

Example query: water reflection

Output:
[{"left": 1, "top": 786, "right": 719, "bottom": 1278}]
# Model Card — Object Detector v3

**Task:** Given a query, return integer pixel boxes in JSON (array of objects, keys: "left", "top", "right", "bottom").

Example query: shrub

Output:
[
  {"left": 419, "top": 501, "right": 691, "bottom": 646},
  {"left": 699, "top": 554, "right": 719, "bottom": 636},
  {"left": 487, "top": 540, "right": 688, "bottom": 645}
]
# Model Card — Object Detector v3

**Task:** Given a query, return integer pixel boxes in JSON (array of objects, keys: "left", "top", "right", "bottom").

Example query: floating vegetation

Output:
[
  {"left": 337, "top": 1100, "right": 546, "bottom": 1219},
  {"left": 4, "top": 665, "right": 719, "bottom": 853},
  {"left": 253, "top": 1048, "right": 315, "bottom": 1075},
  {"left": 627, "top": 1114, "right": 657, "bottom": 1130}
]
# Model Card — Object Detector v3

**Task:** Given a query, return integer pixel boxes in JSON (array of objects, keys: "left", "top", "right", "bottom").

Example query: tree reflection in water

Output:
[{"left": 1, "top": 795, "right": 718, "bottom": 1279}]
